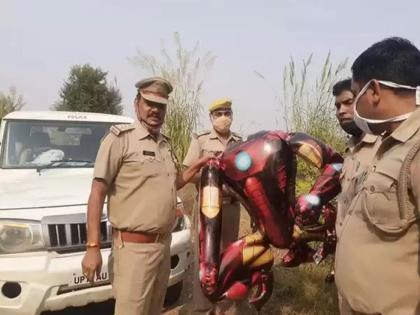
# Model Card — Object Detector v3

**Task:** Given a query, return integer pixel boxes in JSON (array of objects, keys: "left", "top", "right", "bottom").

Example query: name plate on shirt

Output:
[{"left": 143, "top": 150, "right": 156, "bottom": 157}]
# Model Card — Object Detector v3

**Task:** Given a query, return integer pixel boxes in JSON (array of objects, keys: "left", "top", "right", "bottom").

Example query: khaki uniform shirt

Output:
[
  {"left": 335, "top": 108, "right": 420, "bottom": 315},
  {"left": 336, "top": 134, "right": 381, "bottom": 236},
  {"left": 94, "top": 121, "right": 177, "bottom": 234},
  {"left": 183, "top": 128, "right": 242, "bottom": 167},
  {"left": 183, "top": 128, "right": 242, "bottom": 205}
]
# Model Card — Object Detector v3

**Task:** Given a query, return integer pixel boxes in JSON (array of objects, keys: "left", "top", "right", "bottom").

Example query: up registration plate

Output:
[{"left": 68, "top": 268, "right": 110, "bottom": 287}]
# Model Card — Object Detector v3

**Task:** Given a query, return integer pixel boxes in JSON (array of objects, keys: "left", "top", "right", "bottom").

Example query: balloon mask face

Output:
[{"left": 353, "top": 79, "right": 420, "bottom": 134}]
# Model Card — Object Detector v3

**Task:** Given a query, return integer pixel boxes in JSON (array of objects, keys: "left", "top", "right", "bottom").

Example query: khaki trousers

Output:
[
  {"left": 339, "top": 293, "right": 355, "bottom": 315},
  {"left": 339, "top": 294, "right": 381, "bottom": 315},
  {"left": 110, "top": 234, "right": 171, "bottom": 315},
  {"left": 192, "top": 201, "right": 241, "bottom": 314}
]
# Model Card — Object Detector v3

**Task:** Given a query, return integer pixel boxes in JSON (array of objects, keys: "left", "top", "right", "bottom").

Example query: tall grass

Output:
[
  {"left": 280, "top": 53, "right": 349, "bottom": 193},
  {"left": 282, "top": 53, "right": 347, "bottom": 146},
  {"left": 130, "top": 32, "right": 216, "bottom": 166}
]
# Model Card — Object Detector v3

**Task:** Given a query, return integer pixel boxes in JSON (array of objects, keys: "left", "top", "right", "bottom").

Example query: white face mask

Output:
[{"left": 353, "top": 79, "right": 420, "bottom": 134}]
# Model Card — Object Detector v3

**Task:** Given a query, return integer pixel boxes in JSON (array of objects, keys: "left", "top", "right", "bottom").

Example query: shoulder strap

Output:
[
  {"left": 197, "top": 130, "right": 211, "bottom": 137},
  {"left": 397, "top": 138, "right": 420, "bottom": 225},
  {"left": 110, "top": 124, "right": 135, "bottom": 136},
  {"left": 231, "top": 131, "right": 243, "bottom": 141}
]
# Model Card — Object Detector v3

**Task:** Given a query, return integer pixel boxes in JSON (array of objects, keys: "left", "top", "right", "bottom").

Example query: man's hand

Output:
[
  {"left": 177, "top": 155, "right": 213, "bottom": 189},
  {"left": 200, "top": 150, "right": 217, "bottom": 163},
  {"left": 82, "top": 179, "right": 108, "bottom": 283},
  {"left": 81, "top": 247, "right": 103, "bottom": 283}
]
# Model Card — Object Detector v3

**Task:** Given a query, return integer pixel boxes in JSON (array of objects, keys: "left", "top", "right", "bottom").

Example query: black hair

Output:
[
  {"left": 352, "top": 37, "right": 420, "bottom": 86},
  {"left": 332, "top": 79, "right": 352, "bottom": 96}
]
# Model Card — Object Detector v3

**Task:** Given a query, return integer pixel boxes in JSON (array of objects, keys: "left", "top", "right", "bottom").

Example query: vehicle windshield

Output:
[{"left": 1, "top": 120, "right": 119, "bottom": 169}]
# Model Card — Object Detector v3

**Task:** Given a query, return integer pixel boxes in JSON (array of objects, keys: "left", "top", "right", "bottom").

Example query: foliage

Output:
[
  {"left": 54, "top": 64, "right": 123, "bottom": 115},
  {"left": 130, "top": 32, "right": 216, "bottom": 165},
  {"left": 280, "top": 53, "right": 349, "bottom": 193},
  {"left": 0, "top": 86, "right": 25, "bottom": 121}
]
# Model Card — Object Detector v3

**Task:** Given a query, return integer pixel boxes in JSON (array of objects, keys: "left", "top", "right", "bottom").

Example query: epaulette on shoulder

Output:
[
  {"left": 196, "top": 130, "right": 211, "bottom": 138},
  {"left": 232, "top": 132, "right": 243, "bottom": 140},
  {"left": 110, "top": 123, "right": 136, "bottom": 136}
]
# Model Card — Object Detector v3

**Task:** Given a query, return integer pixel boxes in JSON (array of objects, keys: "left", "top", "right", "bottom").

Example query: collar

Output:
[
  {"left": 134, "top": 120, "right": 167, "bottom": 143},
  {"left": 209, "top": 128, "right": 219, "bottom": 139},
  {"left": 390, "top": 107, "right": 420, "bottom": 143},
  {"left": 361, "top": 133, "right": 379, "bottom": 144},
  {"left": 346, "top": 133, "right": 379, "bottom": 153},
  {"left": 210, "top": 128, "right": 239, "bottom": 142}
]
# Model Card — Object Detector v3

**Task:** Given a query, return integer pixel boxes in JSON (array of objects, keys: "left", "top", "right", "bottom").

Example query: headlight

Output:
[
  {"left": 0, "top": 220, "right": 45, "bottom": 254},
  {"left": 172, "top": 200, "right": 187, "bottom": 233}
]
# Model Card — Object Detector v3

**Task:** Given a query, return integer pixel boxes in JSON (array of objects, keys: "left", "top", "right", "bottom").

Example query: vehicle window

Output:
[{"left": 1, "top": 120, "right": 119, "bottom": 169}]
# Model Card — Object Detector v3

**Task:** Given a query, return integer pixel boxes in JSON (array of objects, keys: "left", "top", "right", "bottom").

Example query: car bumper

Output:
[{"left": 0, "top": 227, "right": 191, "bottom": 315}]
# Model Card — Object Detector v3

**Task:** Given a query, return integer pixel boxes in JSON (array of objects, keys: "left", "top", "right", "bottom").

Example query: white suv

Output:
[{"left": 0, "top": 111, "right": 191, "bottom": 315}]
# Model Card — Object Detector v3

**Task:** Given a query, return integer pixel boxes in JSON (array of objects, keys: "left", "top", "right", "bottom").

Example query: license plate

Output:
[{"left": 68, "top": 268, "right": 110, "bottom": 287}]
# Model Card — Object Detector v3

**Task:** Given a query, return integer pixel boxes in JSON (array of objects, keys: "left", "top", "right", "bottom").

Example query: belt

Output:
[{"left": 113, "top": 229, "right": 163, "bottom": 243}]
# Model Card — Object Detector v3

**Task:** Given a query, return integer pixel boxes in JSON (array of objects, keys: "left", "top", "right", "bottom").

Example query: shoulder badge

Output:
[
  {"left": 232, "top": 132, "right": 243, "bottom": 141},
  {"left": 197, "top": 130, "right": 211, "bottom": 138},
  {"left": 162, "top": 133, "right": 171, "bottom": 141},
  {"left": 110, "top": 123, "right": 135, "bottom": 136}
]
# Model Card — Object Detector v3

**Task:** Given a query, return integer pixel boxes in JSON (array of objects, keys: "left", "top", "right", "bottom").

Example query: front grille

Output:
[{"left": 41, "top": 214, "right": 112, "bottom": 253}]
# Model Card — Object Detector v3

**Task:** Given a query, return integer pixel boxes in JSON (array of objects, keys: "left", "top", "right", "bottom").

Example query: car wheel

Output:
[{"left": 164, "top": 281, "right": 183, "bottom": 307}]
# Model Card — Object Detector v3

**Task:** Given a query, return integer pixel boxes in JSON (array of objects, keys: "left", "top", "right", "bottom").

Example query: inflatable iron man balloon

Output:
[{"left": 198, "top": 130, "right": 343, "bottom": 311}]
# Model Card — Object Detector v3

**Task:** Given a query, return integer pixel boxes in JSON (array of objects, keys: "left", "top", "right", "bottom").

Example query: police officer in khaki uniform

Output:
[
  {"left": 183, "top": 98, "right": 242, "bottom": 315},
  {"left": 335, "top": 37, "right": 420, "bottom": 315},
  {"left": 332, "top": 79, "right": 381, "bottom": 314},
  {"left": 333, "top": 78, "right": 382, "bottom": 237},
  {"left": 81, "top": 77, "right": 209, "bottom": 315}
]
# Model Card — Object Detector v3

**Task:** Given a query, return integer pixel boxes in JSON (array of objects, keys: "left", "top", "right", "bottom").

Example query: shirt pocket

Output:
[
  {"left": 361, "top": 164, "right": 404, "bottom": 234},
  {"left": 123, "top": 153, "right": 161, "bottom": 178},
  {"left": 338, "top": 160, "right": 365, "bottom": 221},
  {"left": 342, "top": 160, "right": 364, "bottom": 199}
]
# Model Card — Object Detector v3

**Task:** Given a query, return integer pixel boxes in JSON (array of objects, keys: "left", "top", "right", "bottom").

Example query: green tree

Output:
[
  {"left": 280, "top": 53, "right": 349, "bottom": 193},
  {"left": 130, "top": 32, "right": 216, "bottom": 164},
  {"left": 54, "top": 64, "right": 123, "bottom": 114},
  {"left": 0, "top": 86, "right": 25, "bottom": 121}
]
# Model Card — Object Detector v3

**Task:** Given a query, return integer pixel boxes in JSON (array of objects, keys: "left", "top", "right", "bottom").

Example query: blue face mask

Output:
[{"left": 353, "top": 79, "right": 420, "bottom": 134}]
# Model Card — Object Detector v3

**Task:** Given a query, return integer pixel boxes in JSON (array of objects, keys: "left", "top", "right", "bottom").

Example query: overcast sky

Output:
[{"left": 1, "top": 0, "right": 419, "bottom": 135}]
